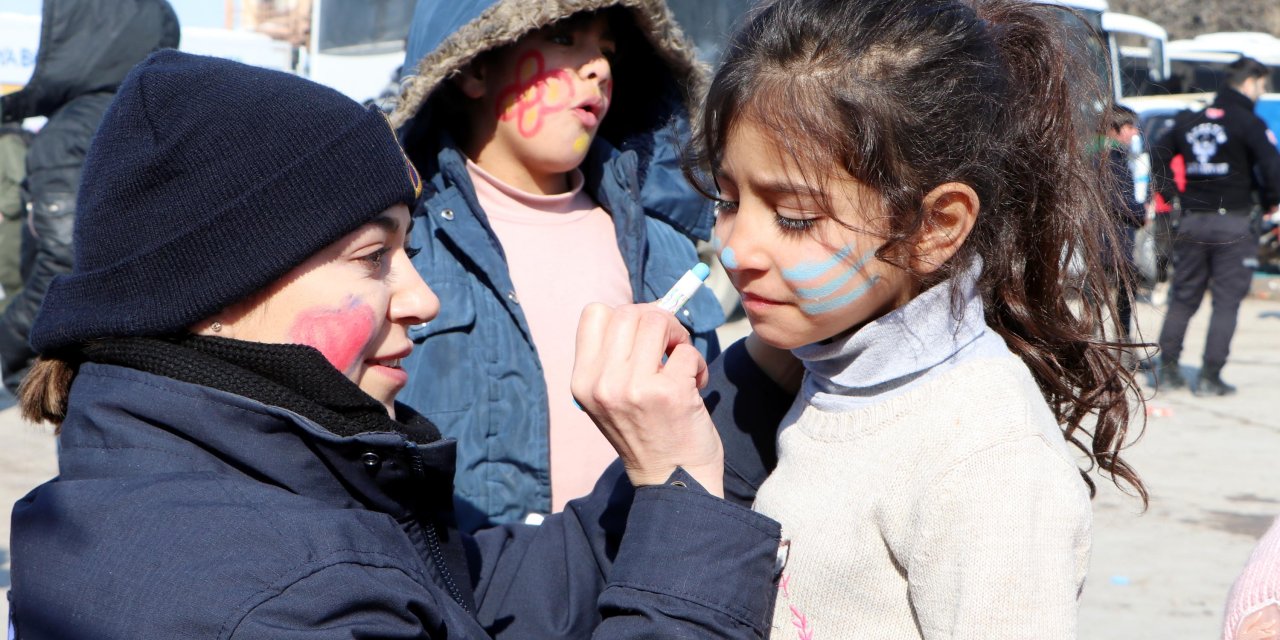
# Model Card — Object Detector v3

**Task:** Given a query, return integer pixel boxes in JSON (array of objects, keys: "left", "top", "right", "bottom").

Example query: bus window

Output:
[{"left": 317, "top": 0, "right": 414, "bottom": 54}]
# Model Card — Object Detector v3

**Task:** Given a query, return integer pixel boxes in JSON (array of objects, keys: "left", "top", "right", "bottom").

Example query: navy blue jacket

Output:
[
  {"left": 8, "top": 363, "right": 781, "bottom": 638},
  {"left": 392, "top": 0, "right": 723, "bottom": 531}
]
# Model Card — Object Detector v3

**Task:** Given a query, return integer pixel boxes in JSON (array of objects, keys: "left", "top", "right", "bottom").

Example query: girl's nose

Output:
[{"left": 714, "top": 217, "right": 748, "bottom": 273}]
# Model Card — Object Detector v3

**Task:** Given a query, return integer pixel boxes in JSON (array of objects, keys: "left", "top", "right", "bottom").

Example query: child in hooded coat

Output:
[{"left": 392, "top": 0, "right": 723, "bottom": 531}]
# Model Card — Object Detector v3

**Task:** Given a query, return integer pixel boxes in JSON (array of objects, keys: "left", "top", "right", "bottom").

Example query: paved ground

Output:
[{"left": 2, "top": 280, "right": 1278, "bottom": 635}]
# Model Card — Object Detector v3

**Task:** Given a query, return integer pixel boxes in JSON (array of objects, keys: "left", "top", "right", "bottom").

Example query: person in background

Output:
[
  {"left": 391, "top": 0, "right": 723, "bottom": 530},
  {"left": 0, "top": 0, "right": 179, "bottom": 394},
  {"left": 1151, "top": 56, "right": 1280, "bottom": 396},
  {"left": 0, "top": 124, "right": 30, "bottom": 313},
  {"left": 690, "top": 0, "right": 1147, "bottom": 636},
  {"left": 8, "top": 50, "right": 782, "bottom": 639},
  {"left": 1103, "top": 104, "right": 1146, "bottom": 344}
]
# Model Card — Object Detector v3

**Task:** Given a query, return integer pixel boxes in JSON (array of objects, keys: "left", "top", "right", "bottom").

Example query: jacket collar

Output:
[
  {"left": 1215, "top": 87, "right": 1257, "bottom": 112},
  {"left": 59, "top": 363, "right": 459, "bottom": 519}
]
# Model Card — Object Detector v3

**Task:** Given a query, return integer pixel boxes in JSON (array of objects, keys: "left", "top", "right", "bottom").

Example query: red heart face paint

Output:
[{"left": 287, "top": 296, "right": 377, "bottom": 374}]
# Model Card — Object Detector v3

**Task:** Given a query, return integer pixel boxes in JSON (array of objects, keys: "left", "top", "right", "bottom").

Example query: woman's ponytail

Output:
[{"left": 19, "top": 355, "right": 80, "bottom": 431}]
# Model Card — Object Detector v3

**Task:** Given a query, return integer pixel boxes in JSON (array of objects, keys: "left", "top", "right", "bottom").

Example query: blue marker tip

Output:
[{"left": 692, "top": 262, "right": 711, "bottom": 281}]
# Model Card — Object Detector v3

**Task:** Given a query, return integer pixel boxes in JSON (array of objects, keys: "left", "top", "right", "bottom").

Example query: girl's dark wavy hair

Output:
[{"left": 687, "top": 0, "right": 1146, "bottom": 504}]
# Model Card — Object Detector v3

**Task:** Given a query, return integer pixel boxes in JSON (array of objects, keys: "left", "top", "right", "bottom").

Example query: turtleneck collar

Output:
[
  {"left": 792, "top": 258, "right": 1010, "bottom": 412},
  {"left": 466, "top": 158, "right": 591, "bottom": 217}
]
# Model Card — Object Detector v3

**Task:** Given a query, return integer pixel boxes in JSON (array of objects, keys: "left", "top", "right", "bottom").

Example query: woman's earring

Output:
[{"left": 210, "top": 321, "right": 222, "bottom": 333}]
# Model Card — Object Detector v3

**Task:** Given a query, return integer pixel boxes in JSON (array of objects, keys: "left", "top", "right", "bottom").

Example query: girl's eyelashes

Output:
[
  {"left": 774, "top": 212, "right": 818, "bottom": 235},
  {"left": 405, "top": 245, "right": 422, "bottom": 260},
  {"left": 713, "top": 199, "right": 739, "bottom": 216}
]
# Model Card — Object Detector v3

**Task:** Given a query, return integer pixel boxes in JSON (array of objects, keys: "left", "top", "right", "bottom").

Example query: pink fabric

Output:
[
  {"left": 1224, "top": 515, "right": 1280, "bottom": 640},
  {"left": 468, "top": 161, "right": 632, "bottom": 512}
]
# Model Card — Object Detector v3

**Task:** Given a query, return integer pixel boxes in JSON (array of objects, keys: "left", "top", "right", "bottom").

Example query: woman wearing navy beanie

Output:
[{"left": 7, "top": 50, "right": 782, "bottom": 639}]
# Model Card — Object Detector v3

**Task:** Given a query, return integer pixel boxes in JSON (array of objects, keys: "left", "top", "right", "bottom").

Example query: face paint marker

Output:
[
  {"left": 656, "top": 263, "right": 711, "bottom": 313},
  {"left": 575, "top": 263, "right": 710, "bottom": 412}
]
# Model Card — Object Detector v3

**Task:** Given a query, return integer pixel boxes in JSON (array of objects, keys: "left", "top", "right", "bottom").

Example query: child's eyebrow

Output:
[{"left": 753, "top": 178, "right": 825, "bottom": 201}]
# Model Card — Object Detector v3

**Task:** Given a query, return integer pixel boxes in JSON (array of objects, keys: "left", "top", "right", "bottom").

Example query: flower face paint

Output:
[
  {"left": 496, "top": 50, "right": 577, "bottom": 138},
  {"left": 711, "top": 119, "right": 911, "bottom": 350}
]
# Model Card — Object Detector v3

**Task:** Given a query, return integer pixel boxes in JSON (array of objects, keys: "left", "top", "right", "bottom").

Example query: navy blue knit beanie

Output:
[{"left": 30, "top": 50, "right": 422, "bottom": 353}]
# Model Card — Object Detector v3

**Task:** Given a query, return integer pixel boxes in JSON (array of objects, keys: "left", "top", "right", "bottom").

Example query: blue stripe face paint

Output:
[
  {"left": 720, "top": 246, "right": 739, "bottom": 270},
  {"left": 780, "top": 245, "right": 854, "bottom": 280},
  {"left": 712, "top": 235, "right": 739, "bottom": 270},
  {"left": 781, "top": 246, "right": 879, "bottom": 315}
]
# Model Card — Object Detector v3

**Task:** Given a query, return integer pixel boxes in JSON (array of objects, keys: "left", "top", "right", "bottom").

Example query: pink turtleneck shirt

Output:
[{"left": 467, "top": 160, "right": 633, "bottom": 512}]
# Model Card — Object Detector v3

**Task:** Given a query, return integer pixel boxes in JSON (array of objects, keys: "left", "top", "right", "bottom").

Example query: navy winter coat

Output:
[{"left": 8, "top": 363, "right": 782, "bottom": 638}]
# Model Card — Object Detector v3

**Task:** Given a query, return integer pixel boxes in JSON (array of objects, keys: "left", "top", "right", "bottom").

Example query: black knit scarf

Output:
[{"left": 81, "top": 335, "right": 440, "bottom": 443}]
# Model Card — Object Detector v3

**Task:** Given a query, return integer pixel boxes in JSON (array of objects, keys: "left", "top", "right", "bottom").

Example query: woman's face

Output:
[
  {"left": 711, "top": 119, "right": 913, "bottom": 350},
  {"left": 207, "top": 204, "right": 438, "bottom": 415}
]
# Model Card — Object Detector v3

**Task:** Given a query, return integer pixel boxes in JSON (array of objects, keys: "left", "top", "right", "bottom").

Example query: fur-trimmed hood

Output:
[{"left": 391, "top": 0, "right": 704, "bottom": 129}]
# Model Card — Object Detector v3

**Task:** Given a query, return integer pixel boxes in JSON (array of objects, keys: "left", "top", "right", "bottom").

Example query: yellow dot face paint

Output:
[{"left": 572, "top": 133, "right": 590, "bottom": 153}]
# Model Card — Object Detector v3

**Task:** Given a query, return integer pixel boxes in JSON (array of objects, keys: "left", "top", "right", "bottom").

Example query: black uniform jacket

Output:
[{"left": 1152, "top": 88, "right": 1280, "bottom": 213}]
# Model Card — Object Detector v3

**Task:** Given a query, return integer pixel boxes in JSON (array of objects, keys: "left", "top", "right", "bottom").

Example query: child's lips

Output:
[
  {"left": 741, "top": 291, "right": 784, "bottom": 308},
  {"left": 571, "top": 97, "right": 606, "bottom": 128},
  {"left": 571, "top": 106, "right": 600, "bottom": 128}
]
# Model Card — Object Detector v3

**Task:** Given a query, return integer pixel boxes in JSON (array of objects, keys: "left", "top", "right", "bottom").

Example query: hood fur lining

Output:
[{"left": 391, "top": 0, "right": 705, "bottom": 128}]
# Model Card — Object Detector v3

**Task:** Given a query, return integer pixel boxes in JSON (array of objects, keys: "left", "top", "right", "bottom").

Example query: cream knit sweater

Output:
[
  {"left": 754, "top": 263, "right": 1092, "bottom": 639},
  {"left": 754, "top": 355, "right": 1092, "bottom": 639}
]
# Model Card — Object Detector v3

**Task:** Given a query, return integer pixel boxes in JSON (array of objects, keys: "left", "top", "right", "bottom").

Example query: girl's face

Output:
[
  {"left": 464, "top": 13, "right": 616, "bottom": 192},
  {"left": 206, "top": 204, "right": 438, "bottom": 415},
  {"left": 713, "top": 119, "right": 914, "bottom": 350}
]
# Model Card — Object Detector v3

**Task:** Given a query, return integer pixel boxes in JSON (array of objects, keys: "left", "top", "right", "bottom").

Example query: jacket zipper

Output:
[{"left": 407, "top": 442, "right": 471, "bottom": 613}]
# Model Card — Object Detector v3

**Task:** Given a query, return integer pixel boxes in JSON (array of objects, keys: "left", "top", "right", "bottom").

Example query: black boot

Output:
[
  {"left": 1157, "top": 359, "right": 1187, "bottom": 390},
  {"left": 1195, "top": 365, "right": 1237, "bottom": 397}
]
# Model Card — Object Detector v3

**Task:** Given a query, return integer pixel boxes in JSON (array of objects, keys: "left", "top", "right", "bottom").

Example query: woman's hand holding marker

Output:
[{"left": 570, "top": 264, "right": 724, "bottom": 497}]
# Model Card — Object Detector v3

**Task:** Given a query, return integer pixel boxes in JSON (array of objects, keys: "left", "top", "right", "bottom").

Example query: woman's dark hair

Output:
[{"left": 687, "top": 0, "right": 1146, "bottom": 504}]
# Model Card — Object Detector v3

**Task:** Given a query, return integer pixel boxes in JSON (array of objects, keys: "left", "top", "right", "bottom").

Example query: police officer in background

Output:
[{"left": 1152, "top": 56, "right": 1280, "bottom": 396}]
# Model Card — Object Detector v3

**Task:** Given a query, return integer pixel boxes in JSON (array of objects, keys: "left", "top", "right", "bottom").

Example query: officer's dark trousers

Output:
[{"left": 1158, "top": 213, "right": 1255, "bottom": 369}]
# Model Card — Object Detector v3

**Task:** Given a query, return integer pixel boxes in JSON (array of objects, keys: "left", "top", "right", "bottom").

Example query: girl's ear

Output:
[
  {"left": 453, "top": 60, "right": 488, "bottom": 100},
  {"left": 911, "top": 182, "right": 979, "bottom": 274}
]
